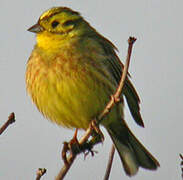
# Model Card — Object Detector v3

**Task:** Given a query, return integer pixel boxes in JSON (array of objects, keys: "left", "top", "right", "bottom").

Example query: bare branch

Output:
[
  {"left": 55, "top": 37, "right": 137, "bottom": 180},
  {"left": 36, "top": 168, "right": 47, "bottom": 180},
  {"left": 0, "top": 112, "right": 15, "bottom": 135},
  {"left": 98, "top": 37, "right": 136, "bottom": 121},
  {"left": 103, "top": 144, "right": 115, "bottom": 180},
  {"left": 102, "top": 37, "right": 136, "bottom": 180}
]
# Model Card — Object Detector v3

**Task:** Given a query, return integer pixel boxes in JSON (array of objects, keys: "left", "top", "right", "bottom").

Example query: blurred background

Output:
[{"left": 0, "top": 0, "right": 183, "bottom": 179}]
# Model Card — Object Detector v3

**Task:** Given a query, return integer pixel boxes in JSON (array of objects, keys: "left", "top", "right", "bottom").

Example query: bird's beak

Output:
[{"left": 27, "top": 23, "right": 44, "bottom": 33}]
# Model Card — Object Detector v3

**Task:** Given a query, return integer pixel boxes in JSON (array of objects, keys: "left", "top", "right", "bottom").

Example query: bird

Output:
[{"left": 26, "top": 7, "right": 159, "bottom": 176}]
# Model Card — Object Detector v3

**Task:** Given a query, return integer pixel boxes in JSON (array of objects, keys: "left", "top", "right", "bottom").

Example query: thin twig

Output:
[
  {"left": 36, "top": 168, "right": 47, "bottom": 180},
  {"left": 55, "top": 37, "right": 136, "bottom": 180},
  {"left": 103, "top": 37, "right": 136, "bottom": 180},
  {"left": 103, "top": 144, "right": 115, "bottom": 180},
  {"left": 0, "top": 112, "right": 15, "bottom": 135},
  {"left": 98, "top": 37, "right": 136, "bottom": 121}
]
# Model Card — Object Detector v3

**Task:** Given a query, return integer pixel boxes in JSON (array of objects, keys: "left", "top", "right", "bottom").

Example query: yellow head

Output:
[{"left": 28, "top": 7, "right": 93, "bottom": 51}]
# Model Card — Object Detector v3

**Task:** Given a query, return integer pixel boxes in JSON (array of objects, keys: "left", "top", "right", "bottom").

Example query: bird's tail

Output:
[{"left": 106, "top": 121, "right": 160, "bottom": 176}]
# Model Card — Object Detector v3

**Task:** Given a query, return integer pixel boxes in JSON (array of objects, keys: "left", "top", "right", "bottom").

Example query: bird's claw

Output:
[{"left": 61, "top": 129, "right": 80, "bottom": 165}]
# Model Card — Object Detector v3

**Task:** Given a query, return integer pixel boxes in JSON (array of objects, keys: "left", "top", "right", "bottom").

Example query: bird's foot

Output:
[
  {"left": 61, "top": 120, "right": 104, "bottom": 165},
  {"left": 62, "top": 129, "right": 80, "bottom": 165}
]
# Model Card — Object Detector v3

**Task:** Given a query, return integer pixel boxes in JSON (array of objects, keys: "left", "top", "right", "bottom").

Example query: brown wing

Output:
[{"left": 96, "top": 35, "right": 144, "bottom": 127}]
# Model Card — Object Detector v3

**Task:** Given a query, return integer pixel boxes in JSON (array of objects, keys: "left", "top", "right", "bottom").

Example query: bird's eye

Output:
[
  {"left": 51, "top": 21, "right": 59, "bottom": 28},
  {"left": 63, "top": 20, "right": 75, "bottom": 26}
]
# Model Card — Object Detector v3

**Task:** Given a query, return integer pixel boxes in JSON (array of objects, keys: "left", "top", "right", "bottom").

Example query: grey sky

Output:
[{"left": 0, "top": 0, "right": 183, "bottom": 179}]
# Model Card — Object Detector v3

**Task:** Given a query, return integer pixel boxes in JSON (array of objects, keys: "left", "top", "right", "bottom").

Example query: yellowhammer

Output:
[{"left": 26, "top": 7, "right": 159, "bottom": 176}]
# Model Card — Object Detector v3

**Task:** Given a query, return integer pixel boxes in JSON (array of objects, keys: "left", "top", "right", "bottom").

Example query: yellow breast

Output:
[{"left": 26, "top": 47, "right": 117, "bottom": 129}]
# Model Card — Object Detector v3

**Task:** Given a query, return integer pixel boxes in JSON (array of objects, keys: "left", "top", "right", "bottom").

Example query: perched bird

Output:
[{"left": 26, "top": 7, "right": 159, "bottom": 176}]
